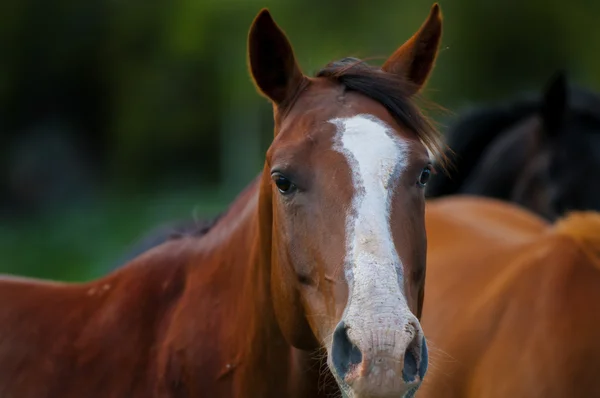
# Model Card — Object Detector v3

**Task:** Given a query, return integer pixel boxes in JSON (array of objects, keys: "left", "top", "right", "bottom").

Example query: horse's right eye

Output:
[{"left": 272, "top": 174, "right": 296, "bottom": 195}]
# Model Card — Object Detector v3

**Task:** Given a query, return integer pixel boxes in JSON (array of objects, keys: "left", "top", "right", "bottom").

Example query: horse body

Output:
[
  {"left": 0, "top": 250, "right": 183, "bottom": 397},
  {"left": 0, "top": 5, "right": 447, "bottom": 397},
  {"left": 420, "top": 196, "right": 600, "bottom": 397}
]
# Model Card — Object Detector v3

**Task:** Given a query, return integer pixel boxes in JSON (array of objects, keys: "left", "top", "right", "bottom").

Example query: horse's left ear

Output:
[
  {"left": 247, "top": 9, "right": 305, "bottom": 105},
  {"left": 541, "top": 70, "right": 568, "bottom": 136},
  {"left": 382, "top": 3, "right": 443, "bottom": 96}
]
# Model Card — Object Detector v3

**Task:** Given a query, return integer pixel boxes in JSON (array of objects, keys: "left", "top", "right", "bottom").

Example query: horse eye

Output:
[
  {"left": 417, "top": 166, "right": 432, "bottom": 188},
  {"left": 273, "top": 174, "right": 296, "bottom": 194}
]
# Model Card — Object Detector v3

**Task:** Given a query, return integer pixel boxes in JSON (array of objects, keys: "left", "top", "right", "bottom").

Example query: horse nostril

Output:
[
  {"left": 403, "top": 335, "right": 426, "bottom": 383},
  {"left": 402, "top": 350, "right": 417, "bottom": 383},
  {"left": 331, "top": 321, "right": 363, "bottom": 380},
  {"left": 419, "top": 337, "right": 429, "bottom": 379}
]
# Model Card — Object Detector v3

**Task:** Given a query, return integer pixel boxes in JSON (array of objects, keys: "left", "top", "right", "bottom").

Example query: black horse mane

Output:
[{"left": 110, "top": 214, "right": 223, "bottom": 269}]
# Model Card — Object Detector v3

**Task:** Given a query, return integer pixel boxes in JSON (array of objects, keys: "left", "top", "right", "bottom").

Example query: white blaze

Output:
[{"left": 330, "top": 114, "right": 410, "bottom": 324}]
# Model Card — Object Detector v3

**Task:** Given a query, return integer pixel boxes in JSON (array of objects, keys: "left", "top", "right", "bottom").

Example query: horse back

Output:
[{"left": 422, "top": 196, "right": 600, "bottom": 398}]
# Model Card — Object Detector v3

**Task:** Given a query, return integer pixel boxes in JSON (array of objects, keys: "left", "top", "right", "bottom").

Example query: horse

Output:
[
  {"left": 425, "top": 71, "right": 600, "bottom": 221},
  {"left": 0, "top": 5, "right": 446, "bottom": 397},
  {"left": 418, "top": 195, "right": 600, "bottom": 398}
]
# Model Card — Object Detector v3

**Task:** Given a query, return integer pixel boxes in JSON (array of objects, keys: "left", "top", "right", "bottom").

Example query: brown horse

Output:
[
  {"left": 419, "top": 195, "right": 600, "bottom": 398},
  {"left": 0, "top": 5, "right": 446, "bottom": 398}
]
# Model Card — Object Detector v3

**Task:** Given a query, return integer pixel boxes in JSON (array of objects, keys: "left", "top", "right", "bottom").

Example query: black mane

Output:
[{"left": 111, "top": 213, "right": 223, "bottom": 270}]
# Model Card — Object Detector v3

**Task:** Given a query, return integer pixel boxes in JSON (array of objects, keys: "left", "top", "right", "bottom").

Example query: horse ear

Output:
[
  {"left": 381, "top": 3, "right": 443, "bottom": 96},
  {"left": 541, "top": 70, "right": 568, "bottom": 136},
  {"left": 247, "top": 9, "right": 304, "bottom": 105}
]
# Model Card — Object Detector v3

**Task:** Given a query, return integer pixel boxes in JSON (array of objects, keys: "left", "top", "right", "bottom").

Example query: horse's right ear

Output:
[
  {"left": 540, "top": 70, "right": 568, "bottom": 136},
  {"left": 248, "top": 9, "right": 304, "bottom": 105}
]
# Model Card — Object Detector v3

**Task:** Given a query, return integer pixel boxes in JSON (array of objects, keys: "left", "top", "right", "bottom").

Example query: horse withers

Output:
[{"left": 0, "top": 5, "right": 445, "bottom": 398}]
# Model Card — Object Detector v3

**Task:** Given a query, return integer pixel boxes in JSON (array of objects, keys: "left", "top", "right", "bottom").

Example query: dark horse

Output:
[
  {"left": 425, "top": 72, "right": 600, "bottom": 221},
  {"left": 0, "top": 5, "right": 447, "bottom": 398}
]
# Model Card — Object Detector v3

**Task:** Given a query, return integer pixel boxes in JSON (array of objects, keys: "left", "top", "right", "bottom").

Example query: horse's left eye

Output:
[{"left": 417, "top": 166, "right": 432, "bottom": 188}]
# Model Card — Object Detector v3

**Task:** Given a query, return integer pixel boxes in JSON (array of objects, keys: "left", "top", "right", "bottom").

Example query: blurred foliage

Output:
[
  {"left": 1, "top": 0, "right": 599, "bottom": 279},
  {"left": 0, "top": 188, "right": 227, "bottom": 281}
]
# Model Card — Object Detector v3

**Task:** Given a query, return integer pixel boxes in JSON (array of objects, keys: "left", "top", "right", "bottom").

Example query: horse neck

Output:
[
  {"left": 160, "top": 174, "right": 334, "bottom": 397},
  {"left": 232, "top": 177, "right": 334, "bottom": 397},
  {"left": 186, "top": 174, "right": 297, "bottom": 394}
]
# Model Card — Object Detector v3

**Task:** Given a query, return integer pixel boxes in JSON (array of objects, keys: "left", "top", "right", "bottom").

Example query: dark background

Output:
[{"left": 1, "top": 0, "right": 598, "bottom": 280}]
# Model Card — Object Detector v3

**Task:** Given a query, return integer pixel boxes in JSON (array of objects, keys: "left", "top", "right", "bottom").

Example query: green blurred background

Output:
[{"left": 1, "top": 0, "right": 599, "bottom": 281}]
